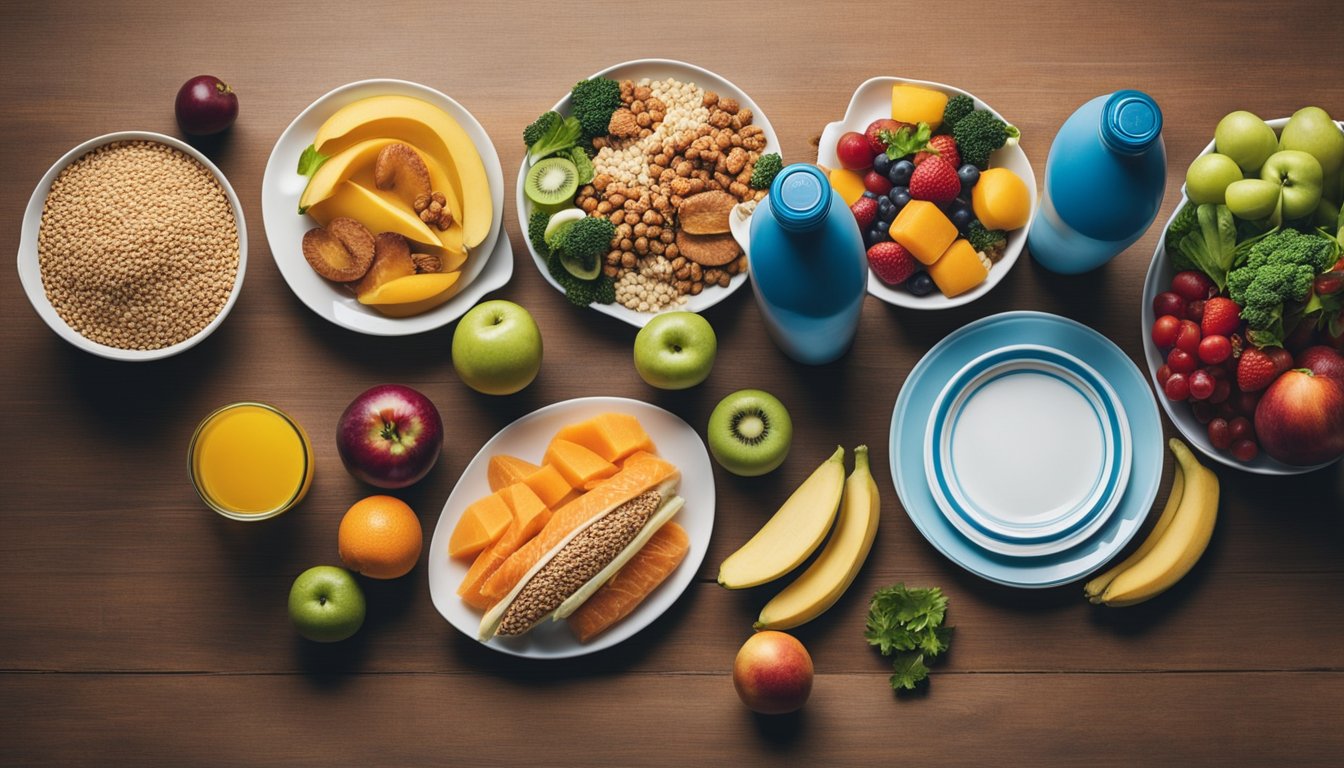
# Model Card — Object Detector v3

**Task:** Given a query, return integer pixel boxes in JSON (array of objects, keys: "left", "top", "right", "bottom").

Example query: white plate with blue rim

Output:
[
  {"left": 892, "top": 311, "right": 1162, "bottom": 588},
  {"left": 924, "top": 344, "right": 1132, "bottom": 557}
]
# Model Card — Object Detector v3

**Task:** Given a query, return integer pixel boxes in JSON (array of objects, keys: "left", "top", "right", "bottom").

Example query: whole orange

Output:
[{"left": 338, "top": 495, "right": 423, "bottom": 579}]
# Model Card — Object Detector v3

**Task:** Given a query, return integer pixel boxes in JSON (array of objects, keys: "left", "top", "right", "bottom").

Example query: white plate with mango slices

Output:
[
  {"left": 817, "top": 76, "right": 1036, "bottom": 310},
  {"left": 262, "top": 79, "right": 510, "bottom": 335}
]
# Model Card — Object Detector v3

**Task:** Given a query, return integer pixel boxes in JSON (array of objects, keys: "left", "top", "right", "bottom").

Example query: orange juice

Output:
[{"left": 189, "top": 402, "right": 313, "bottom": 520}]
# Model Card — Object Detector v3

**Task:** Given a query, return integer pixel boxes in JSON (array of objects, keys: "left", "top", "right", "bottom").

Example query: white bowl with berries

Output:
[
  {"left": 817, "top": 76, "right": 1036, "bottom": 310},
  {"left": 1142, "top": 113, "right": 1344, "bottom": 475}
]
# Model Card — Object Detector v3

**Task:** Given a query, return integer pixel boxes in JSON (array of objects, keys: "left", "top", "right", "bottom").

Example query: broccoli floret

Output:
[
  {"left": 1226, "top": 228, "right": 1340, "bottom": 346},
  {"left": 570, "top": 77, "right": 623, "bottom": 140},
  {"left": 965, "top": 220, "right": 1008, "bottom": 262},
  {"left": 942, "top": 95, "right": 975, "bottom": 131},
  {"left": 554, "top": 215, "right": 615, "bottom": 274},
  {"left": 523, "top": 111, "right": 561, "bottom": 148},
  {"left": 546, "top": 252, "right": 614, "bottom": 306},
  {"left": 749, "top": 152, "right": 783, "bottom": 189},
  {"left": 952, "top": 110, "right": 1021, "bottom": 169},
  {"left": 528, "top": 210, "right": 551, "bottom": 256}
]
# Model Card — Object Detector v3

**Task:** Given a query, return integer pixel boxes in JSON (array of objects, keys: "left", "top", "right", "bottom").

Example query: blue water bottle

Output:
[
  {"left": 748, "top": 164, "right": 868, "bottom": 365},
  {"left": 1028, "top": 90, "right": 1167, "bottom": 274}
]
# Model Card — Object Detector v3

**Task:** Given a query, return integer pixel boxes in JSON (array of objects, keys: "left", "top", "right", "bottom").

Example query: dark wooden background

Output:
[{"left": 3, "top": 1, "right": 1342, "bottom": 764}]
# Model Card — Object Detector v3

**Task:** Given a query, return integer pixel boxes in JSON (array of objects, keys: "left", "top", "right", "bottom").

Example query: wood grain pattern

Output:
[{"left": 2, "top": 0, "right": 1342, "bottom": 764}]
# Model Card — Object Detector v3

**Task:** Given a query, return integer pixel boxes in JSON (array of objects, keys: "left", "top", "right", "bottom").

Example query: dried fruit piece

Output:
[
  {"left": 676, "top": 230, "right": 740, "bottom": 266},
  {"left": 374, "top": 143, "right": 432, "bottom": 201},
  {"left": 351, "top": 232, "right": 416, "bottom": 300},
  {"left": 326, "top": 217, "right": 375, "bottom": 270},
  {"left": 302, "top": 226, "right": 372, "bottom": 282},
  {"left": 678, "top": 190, "right": 736, "bottom": 235}
]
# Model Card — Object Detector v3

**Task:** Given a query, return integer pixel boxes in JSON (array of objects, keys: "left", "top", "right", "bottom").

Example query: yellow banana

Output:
[
  {"left": 1083, "top": 463, "right": 1184, "bottom": 602},
  {"left": 1098, "top": 439, "right": 1218, "bottom": 607},
  {"left": 755, "top": 445, "right": 880, "bottom": 630}
]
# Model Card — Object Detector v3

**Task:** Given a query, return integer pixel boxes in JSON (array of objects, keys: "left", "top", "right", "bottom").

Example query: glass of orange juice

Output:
[{"left": 189, "top": 402, "right": 314, "bottom": 520}]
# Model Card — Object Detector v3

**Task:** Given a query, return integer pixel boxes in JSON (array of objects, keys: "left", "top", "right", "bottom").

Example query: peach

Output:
[{"left": 732, "top": 631, "right": 813, "bottom": 715}]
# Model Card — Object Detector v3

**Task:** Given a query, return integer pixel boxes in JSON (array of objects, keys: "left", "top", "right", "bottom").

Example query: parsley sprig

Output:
[{"left": 865, "top": 584, "right": 953, "bottom": 691}]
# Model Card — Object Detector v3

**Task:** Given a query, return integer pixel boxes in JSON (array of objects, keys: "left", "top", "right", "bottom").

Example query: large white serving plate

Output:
[
  {"left": 1141, "top": 116, "right": 1344, "bottom": 475},
  {"left": 925, "top": 344, "right": 1131, "bottom": 557},
  {"left": 262, "top": 79, "right": 511, "bottom": 336},
  {"left": 428, "top": 397, "right": 714, "bottom": 658},
  {"left": 818, "top": 76, "right": 1036, "bottom": 310},
  {"left": 518, "top": 59, "right": 779, "bottom": 328}
]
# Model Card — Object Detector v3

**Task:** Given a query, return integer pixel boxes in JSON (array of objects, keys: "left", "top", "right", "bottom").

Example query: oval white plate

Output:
[
  {"left": 16, "top": 131, "right": 247, "bottom": 361},
  {"left": 1141, "top": 116, "right": 1344, "bottom": 475},
  {"left": 817, "top": 76, "right": 1037, "bottom": 310},
  {"left": 518, "top": 59, "right": 780, "bottom": 328},
  {"left": 261, "top": 79, "right": 511, "bottom": 336},
  {"left": 925, "top": 344, "right": 1131, "bottom": 557},
  {"left": 427, "top": 397, "right": 714, "bottom": 658}
]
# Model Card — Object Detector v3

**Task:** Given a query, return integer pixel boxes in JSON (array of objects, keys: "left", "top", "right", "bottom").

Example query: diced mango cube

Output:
[
  {"left": 520, "top": 463, "right": 573, "bottom": 509},
  {"left": 543, "top": 438, "right": 618, "bottom": 490},
  {"left": 487, "top": 454, "right": 540, "bottom": 493},
  {"left": 827, "top": 167, "right": 866, "bottom": 206},
  {"left": 927, "top": 239, "right": 990, "bottom": 297},
  {"left": 889, "top": 201, "right": 959, "bottom": 265},
  {"left": 448, "top": 492, "right": 513, "bottom": 559},
  {"left": 891, "top": 84, "right": 950, "bottom": 130},
  {"left": 972, "top": 168, "right": 1031, "bottom": 230},
  {"left": 552, "top": 413, "right": 655, "bottom": 463}
]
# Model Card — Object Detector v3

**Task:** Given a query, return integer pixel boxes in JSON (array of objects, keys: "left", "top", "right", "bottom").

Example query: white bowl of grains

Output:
[
  {"left": 518, "top": 59, "right": 780, "bottom": 328},
  {"left": 17, "top": 131, "right": 246, "bottom": 361}
]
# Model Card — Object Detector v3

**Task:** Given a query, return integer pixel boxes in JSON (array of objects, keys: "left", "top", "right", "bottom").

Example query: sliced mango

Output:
[
  {"left": 458, "top": 484, "right": 553, "bottom": 611},
  {"left": 448, "top": 492, "right": 512, "bottom": 559},
  {"left": 927, "top": 239, "right": 989, "bottom": 297},
  {"left": 826, "top": 167, "right": 866, "bottom": 206},
  {"left": 314, "top": 95, "right": 492, "bottom": 248},
  {"left": 552, "top": 413, "right": 655, "bottom": 463},
  {"left": 889, "top": 200, "right": 958, "bottom": 265},
  {"left": 543, "top": 439, "right": 618, "bottom": 490},
  {"left": 308, "top": 181, "right": 441, "bottom": 249},
  {"left": 360, "top": 272, "right": 461, "bottom": 317},
  {"left": 520, "top": 463, "right": 578, "bottom": 509},
  {"left": 891, "top": 84, "right": 949, "bottom": 130},
  {"left": 488, "top": 455, "right": 541, "bottom": 493}
]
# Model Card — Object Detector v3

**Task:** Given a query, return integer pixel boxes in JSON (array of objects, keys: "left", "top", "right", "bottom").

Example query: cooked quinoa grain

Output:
[
  {"left": 37, "top": 141, "right": 239, "bottom": 350},
  {"left": 498, "top": 491, "right": 661, "bottom": 635}
]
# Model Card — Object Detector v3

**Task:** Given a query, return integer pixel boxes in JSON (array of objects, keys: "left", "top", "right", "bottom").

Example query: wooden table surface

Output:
[{"left": 3, "top": 0, "right": 1342, "bottom": 764}]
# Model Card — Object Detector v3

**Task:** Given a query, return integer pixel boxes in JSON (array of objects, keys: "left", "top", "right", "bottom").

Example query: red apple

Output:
[
  {"left": 1254, "top": 369, "right": 1344, "bottom": 466},
  {"left": 1297, "top": 345, "right": 1344, "bottom": 381},
  {"left": 732, "top": 631, "right": 813, "bottom": 715},
  {"left": 336, "top": 384, "right": 443, "bottom": 488}
]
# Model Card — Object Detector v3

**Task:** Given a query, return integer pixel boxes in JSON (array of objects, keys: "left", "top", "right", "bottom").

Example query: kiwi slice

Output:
[
  {"left": 707, "top": 389, "right": 794, "bottom": 477},
  {"left": 525, "top": 157, "right": 579, "bottom": 210}
]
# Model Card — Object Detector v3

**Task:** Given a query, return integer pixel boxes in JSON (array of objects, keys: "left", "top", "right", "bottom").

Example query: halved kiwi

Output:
[
  {"left": 525, "top": 157, "right": 579, "bottom": 211},
  {"left": 707, "top": 389, "right": 794, "bottom": 477}
]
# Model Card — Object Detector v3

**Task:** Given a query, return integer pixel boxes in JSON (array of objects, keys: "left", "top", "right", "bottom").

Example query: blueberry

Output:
[
  {"left": 875, "top": 219, "right": 893, "bottom": 236},
  {"left": 905, "top": 272, "right": 936, "bottom": 297},
  {"left": 877, "top": 196, "right": 896, "bottom": 219},
  {"left": 864, "top": 228, "right": 882, "bottom": 247},
  {"left": 889, "top": 186, "right": 911, "bottom": 210},
  {"left": 950, "top": 206, "right": 974, "bottom": 230},
  {"left": 957, "top": 164, "right": 980, "bottom": 189},
  {"left": 873, "top": 153, "right": 892, "bottom": 176},
  {"left": 887, "top": 159, "right": 915, "bottom": 187},
  {"left": 862, "top": 190, "right": 879, "bottom": 199}
]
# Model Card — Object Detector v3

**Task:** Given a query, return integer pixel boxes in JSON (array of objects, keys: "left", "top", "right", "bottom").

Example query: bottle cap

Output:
[
  {"left": 1101, "top": 90, "right": 1162, "bottom": 154},
  {"left": 769, "top": 164, "right": 831, "bottom": 231}
]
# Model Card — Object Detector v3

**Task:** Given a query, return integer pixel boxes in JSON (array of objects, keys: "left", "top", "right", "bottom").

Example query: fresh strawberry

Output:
[
  {"left": 915, "top": 135, "right": 960, "bottom": 168},
  {"left": 865, "top": 118, "right": 907, "bottom": 155},
  {"left": 867, "top": 242, "right": 917, "bottom": 286},
  {"left": 908, "top": 156, "right": 960, "bottom": 203},
  {"left": 1201, "top": 297, "right": 1242, "bottom": 337},
  {"left": 850, "top": 196, "right": 879, "bottom": 230},
  {"left": 1237, "top": 347, "right": 1279, "bottom": 392}
]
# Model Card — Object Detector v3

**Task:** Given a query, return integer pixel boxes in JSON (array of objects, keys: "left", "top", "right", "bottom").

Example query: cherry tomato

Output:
[
  {"left": 1207, "top": 417, "right": 1231, "bottom": 449},
  {"left": 1175, "top": 320, "right": 1202, "bottom": 354},
  {"left": 1156, "top": 363, "right": 1173, "bottom": 385},
  {"left": 1209, "top": 378, "right": 1232, "bottom": 404},
  {"left": 1167, "top": 348, "right": 1197, "bottom": 375},
  {"left": 1198, "top": 334, "right": 1232, "bottom": 365},
  {"left": 1231, "top": 438, "right": 1258, "bottom": 462},
  {"left": 1185, "top": 299, "right": 1206, "bottom": 324},
  {"left": 1188, "top": 369, "right": 1215, "bottom": 400},
  {"left": 1164, "top": 372, "right": 1190, "bottom": 401},
  {"left": 1172, "top": 270, "right": 1216, "bottom": 302},
  {"left": 1152, "top": 291, "right": 1187, "bottom": 318},
  {"left": 1151, "top": 315, "right": 1182, "bottom": 349},
  {"left": 1191, "top": 400, "right": 1216, "bottom": 424},
  {"left": 1229, "top": 416, "right": 1254, "bottom": 442}
]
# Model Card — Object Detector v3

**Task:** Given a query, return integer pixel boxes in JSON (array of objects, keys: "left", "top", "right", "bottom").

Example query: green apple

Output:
[
  {"left": 288, "top": 566, "right": 366, "bottom": 643},
  {"left": 1185, "top": 153, "right": 1243, "bottom": 205},
  {"left": 1214, "top": 110, "right": 1278, "bottom": 174},
  {"left": 452, "top": 300, "right": 543, "bottom": 395},
  {"left": 1225, "top": 178, "right": 1282, "bottom": 221},
  {"left": 1260, "top": 150, "right": 1323, "bottom": 221},
  {"left": 1279, "top": 106, "right": 1344, "bottom": 177},
  {"left": 633, "top": 311, "right": 716, "bottom": 390}
]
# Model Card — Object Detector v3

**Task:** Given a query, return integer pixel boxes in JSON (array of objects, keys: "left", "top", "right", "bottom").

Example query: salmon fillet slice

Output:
[
  {"left": 478, "top": 451, "right": 678, "bottom": 603},
  {"left": 569, "top": 522, "right": 690, "bottom": 643}
]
